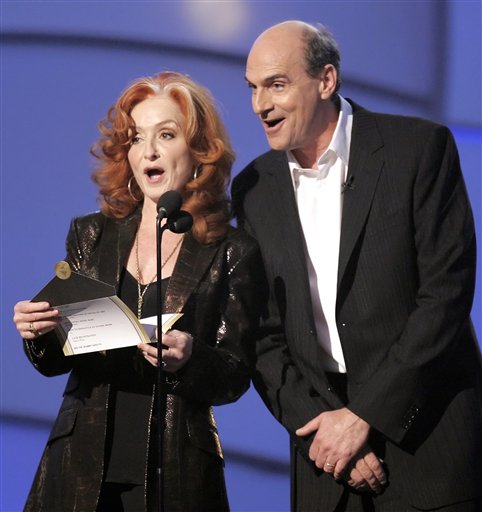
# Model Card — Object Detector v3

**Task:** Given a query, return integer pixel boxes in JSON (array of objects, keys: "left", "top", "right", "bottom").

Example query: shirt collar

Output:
[{"left": 288, "top": 96, "right": 353, "bottom": 177}]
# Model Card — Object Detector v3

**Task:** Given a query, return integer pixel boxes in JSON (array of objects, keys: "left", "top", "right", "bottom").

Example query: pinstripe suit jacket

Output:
[{"left": 232, "top": 101, "right": 482, "bottom": 510}]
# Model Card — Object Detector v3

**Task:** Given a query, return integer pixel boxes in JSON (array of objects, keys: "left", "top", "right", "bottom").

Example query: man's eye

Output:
[{"left": 272, "top": 83, "right": 284, "bottom": 91}]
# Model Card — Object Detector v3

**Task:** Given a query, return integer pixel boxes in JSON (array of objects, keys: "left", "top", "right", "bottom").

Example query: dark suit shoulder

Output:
[
  {"left": 349, "top": 103, "right": 457, "bottom": 167},
  {"left": 224, "top": 225, "right": 261, "bottom": 258},
  {"left": 69, "top": 210, "right": 139, "bottom": 235},
  {"left": 232, "top": 150, "right": 286, "bottom": 218},
  {"left": 373, "top": 112, "right": 457, "bottom": 163},
  {"left": 373, "top": 111, "right": 449, "bottom": 134},
  {"left": 225, "top": 224, "right": 257, "bottom": 244},
  {"left": 70, "top": 211, "right": 105, "bottom": 232},
  {"left": 234, "top": 149, "right": 285, "bottom": 181},
  {"left": 66, "top": 209, "right": 139, "bottom": 260},
  {"left": 352, "top": 101, "right": 452, "bottom": 139}
]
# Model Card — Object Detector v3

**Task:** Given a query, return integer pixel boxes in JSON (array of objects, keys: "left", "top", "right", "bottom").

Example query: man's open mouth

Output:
[{"left": 264, "top": 118, "right": 284, "bottom": 129}]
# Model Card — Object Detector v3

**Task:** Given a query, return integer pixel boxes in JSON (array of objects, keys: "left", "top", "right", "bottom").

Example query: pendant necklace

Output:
[{"left": 135, "top": 232, "right": 183, "bottom": 319}]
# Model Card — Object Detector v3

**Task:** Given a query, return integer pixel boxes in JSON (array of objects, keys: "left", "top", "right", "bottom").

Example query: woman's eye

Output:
[
  {"left": 160, "top": 131, "right": 175, "bottom": 140},
  {"left": 131, "top": 135, "right": 142, "bottom": 145}
]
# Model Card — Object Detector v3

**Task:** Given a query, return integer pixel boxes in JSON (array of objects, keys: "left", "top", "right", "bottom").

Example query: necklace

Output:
[{"left": 135, "top": 232, "right": 183, "bottom": 319}]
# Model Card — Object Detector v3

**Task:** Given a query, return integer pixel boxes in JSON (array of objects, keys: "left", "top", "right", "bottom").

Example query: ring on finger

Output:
[
  {"left": 325, "top": 462, "right": 335, "bottom": 468},
  {"left": 28, "top": 321, "right": 40, "bottom": 337}
]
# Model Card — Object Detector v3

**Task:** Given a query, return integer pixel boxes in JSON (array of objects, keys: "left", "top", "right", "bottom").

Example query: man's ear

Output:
[{"left": 318, "top": 64, "right": 337, "bottom": 100}]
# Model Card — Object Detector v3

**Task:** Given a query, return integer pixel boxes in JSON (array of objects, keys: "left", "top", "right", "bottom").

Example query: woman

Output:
[{"left": 13, "top": 71, "right": 265, "bottom": 512}]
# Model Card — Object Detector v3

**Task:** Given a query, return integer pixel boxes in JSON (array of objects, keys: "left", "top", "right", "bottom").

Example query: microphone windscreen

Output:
[
  {"left": 167, "top": 210, "right": 193, "bottom": 234},
  {"left": 157, "top": 191, "right": 182, "bottom": 218}
]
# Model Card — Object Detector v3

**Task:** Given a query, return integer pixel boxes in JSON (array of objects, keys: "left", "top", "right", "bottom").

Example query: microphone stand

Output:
[
  {"left": 154, "top": 192, "right": 193, "bottom": 512},
  {"left": 156, "top": 216, "right": 168, "bottom": 512}
]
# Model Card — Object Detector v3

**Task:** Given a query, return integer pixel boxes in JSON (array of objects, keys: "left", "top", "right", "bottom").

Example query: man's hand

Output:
[
  {"left": 296, "top": 408, "right": 386, "bottom": 493},
  {"left": 295, "top": 407, "right": 386, "bottom": 493},
  {"left": 296, "top": 408, "right": 369, "bottom": 474},
  {"left": 345, "top": 447, "right": 387, "bottom": 494}
]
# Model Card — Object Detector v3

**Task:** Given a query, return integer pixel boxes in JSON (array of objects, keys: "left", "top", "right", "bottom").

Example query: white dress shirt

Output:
[{"left": 288, "top": 96, "right": 353, "bottom": 373}]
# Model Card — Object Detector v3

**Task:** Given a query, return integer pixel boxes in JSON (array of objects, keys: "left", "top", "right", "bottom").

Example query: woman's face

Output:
[{"left": 128, "top": 95, "right": 195, "bottom": 205}]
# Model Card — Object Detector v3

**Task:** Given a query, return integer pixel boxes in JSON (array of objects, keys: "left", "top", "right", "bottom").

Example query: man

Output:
[{"left": 232, "top": 20, "right": 482, "bottom": 511}]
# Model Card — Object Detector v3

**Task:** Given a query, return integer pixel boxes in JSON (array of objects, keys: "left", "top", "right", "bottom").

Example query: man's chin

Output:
[{"left": 265, "top": 136, "right": 289, "bottom": 152}]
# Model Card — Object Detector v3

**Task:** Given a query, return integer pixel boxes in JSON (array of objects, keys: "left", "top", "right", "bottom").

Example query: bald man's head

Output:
[
  {"left": 250, "top": 20, "right": 341, "bottom": 89},
  {"left": 244, "top": 20, "right": 341, "bottom": 161}
]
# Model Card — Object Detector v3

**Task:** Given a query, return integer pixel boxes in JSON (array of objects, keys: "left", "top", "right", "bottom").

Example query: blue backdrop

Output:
[{"left": 1, "top": 2, "right": 480, "bottom": 511}]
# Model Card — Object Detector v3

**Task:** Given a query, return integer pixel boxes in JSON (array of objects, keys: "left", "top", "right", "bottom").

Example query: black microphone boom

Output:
[
  {"left": 157, "top": 190, "right": 182, "bottom": 219},
  {"left": 167, "top": 210, "right": 193, "bottom": 234}
]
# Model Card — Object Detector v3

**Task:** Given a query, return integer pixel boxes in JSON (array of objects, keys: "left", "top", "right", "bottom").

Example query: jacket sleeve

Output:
[
  {"left": 23, "top": 216, "right": 104, "bottom": 377},
  {"left": 23, "top": 217, "right": 86, "bottom": 377},
  {"left": 232, "top": 172, "right": 344, "bottom": 458},
  {"left": 168, "top": 235, "right": 268, "bottom": 406},
  {"left": 347, "top": 125, "right": 479, "bottom": 444},
  {"left": 254, "top": 287, "right": 346, "bottom": 456}
]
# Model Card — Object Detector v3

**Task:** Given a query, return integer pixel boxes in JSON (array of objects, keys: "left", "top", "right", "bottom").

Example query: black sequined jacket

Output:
[{"left": 23, "top": 209, "right": 266, "bottom": 512}]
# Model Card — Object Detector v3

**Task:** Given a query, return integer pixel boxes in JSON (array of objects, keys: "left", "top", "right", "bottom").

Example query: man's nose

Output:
[{"left": 252, "top": 89, "right": 273, "bottom": 116}]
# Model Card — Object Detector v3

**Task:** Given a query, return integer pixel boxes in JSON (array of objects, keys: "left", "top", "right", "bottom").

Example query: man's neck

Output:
[{"left": 292, "top": 100, "right": 340, "bottom": 169}]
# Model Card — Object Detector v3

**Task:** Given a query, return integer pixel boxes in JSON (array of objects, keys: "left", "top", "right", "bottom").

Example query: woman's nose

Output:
[{"left": 144, "top": 141, "right": 159, "bottom": 161}]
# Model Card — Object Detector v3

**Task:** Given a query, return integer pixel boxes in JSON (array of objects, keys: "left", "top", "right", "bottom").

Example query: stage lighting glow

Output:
[{"left": 182, "top": 1, "right": 249, "bottom": 43}]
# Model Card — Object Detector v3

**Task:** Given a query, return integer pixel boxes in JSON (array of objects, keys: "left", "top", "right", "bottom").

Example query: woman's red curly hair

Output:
[{"left": 91, "top": 71, "right": 235, "bottom": 245}]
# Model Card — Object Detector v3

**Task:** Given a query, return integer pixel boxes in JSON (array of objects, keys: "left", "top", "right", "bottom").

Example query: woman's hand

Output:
[
  {"left": 13, "top": 300, "right": 60, "bottom": 339},
  {"left": 138, "top": 329, "right": 193, "bottom": 372}
]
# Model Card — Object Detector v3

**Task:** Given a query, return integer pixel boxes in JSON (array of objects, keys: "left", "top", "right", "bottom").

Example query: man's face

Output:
[{"left": 245, "top": 34, "right": 325, "bottom": 154}]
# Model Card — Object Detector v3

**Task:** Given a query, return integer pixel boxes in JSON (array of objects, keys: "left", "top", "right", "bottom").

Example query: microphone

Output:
[
  {"left": 167, "top": 210, "right": 193, "bottom": 234},
  {"left": 342, "top": 175, "right": 355, "bottom": 193},
  {"left": 157, "top": 190, "right": 182, "bottom": 219}
]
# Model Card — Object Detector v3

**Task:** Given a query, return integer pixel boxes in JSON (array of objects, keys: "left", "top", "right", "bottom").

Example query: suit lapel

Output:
[
  {"left": 164, "top": 232, "right": 219, "bottom": 313},
  {"left": 262, "top": 152, "right": 318, "bottom": 328},
  {"left": 338, "top": 105, "right": 384, "bottom": 288},
  {"left": 99, "top": 210, "right": 140, "bottom": 289},
  {"left": 265, "top": 152, "right": 310, "bottom": 270}
]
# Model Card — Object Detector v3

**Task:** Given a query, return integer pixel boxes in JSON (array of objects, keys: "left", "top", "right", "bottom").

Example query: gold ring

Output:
[
  {"left": 29, "top": 321, "right": 40, "bottom": 337},
  {"left": 325, "top": 462, "right": 335, "bottom": 468}
]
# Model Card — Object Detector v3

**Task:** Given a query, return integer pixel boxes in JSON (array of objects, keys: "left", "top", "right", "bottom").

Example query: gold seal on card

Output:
[{"left": 55, "top": 261, "right": 71, "bottom": 280}]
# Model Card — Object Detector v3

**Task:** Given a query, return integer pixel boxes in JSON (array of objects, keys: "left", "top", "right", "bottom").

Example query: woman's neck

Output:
[{"left": 140, "top": 198, "right": 158, "bottom": 224}]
